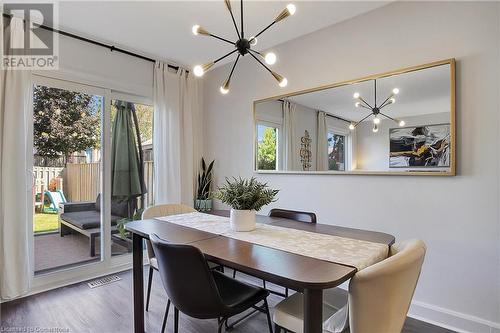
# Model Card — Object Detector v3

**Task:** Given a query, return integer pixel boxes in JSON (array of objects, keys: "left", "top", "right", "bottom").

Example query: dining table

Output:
[{"left": 125, "top": 210, "right": 395, "bottom": 333}]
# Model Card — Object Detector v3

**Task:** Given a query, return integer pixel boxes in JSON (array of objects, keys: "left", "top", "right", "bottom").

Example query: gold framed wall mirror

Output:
[{"left": 253, "top": 59, "right": 456, "bottom": 176}]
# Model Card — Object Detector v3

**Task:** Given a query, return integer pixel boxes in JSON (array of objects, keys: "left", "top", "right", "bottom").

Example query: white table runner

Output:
[{"left": 155, "top": 212, "right": 388, "bottom": 270}]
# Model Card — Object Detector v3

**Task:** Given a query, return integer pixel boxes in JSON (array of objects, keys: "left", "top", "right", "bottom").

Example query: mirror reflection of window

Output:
[
  {"left": 256, "top": 123, "right": 279, "bottom": 171},
  {"left": 327, "top": 132, "right": 346, "bottom": 171}
]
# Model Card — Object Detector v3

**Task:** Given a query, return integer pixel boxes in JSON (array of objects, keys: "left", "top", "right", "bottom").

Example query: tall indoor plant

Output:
[
  {"left": 215, "top": 177, "right": 279, "bottom": 231},
  {"left": 195, "top": 158, "right": 214, "bottom": 211}
]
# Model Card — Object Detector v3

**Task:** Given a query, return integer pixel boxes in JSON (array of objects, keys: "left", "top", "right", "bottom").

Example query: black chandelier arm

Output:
[
  {"left": 248, "top": 49, "right": 273, "bottom": 74},
  {"left": 379, "top": 95, "right": 394, "bottom": 109},
  {"left": 357, "top": 96, "right": 373, "bottom": 109},
  {"left": 226, "top": 54, "right": 240, "bottom": 83},
  {"left": 240, "top": 0, "right": 244, "bottom": 38},
  {"left": 227, "top": 4, "right": 241, "bottom": 39},
  {"left": 209, "top": 33, "right": 236, "bottom": 46},
  {"left": 252, "top": 21, "right": 277, "bottom": 41},
  {"left": 353, "top": 113, "right": 373, "bottom": 127},
  {"left": 379, "top": 112, "right": 398, "bottom": 123},
  {"left": 214, "top": 49, "right": 239, "bottom": 64},
  {"left": 358, "top": 104, "right": 372, "bottom": 111}
]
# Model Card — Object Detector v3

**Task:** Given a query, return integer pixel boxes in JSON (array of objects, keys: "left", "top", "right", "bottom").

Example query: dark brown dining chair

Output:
[
  {"left": 150, "top": 234, "right": 274, "bottom": 333},
  {"left": 233, "top": 208, "right": 317, "bottom": 298}
]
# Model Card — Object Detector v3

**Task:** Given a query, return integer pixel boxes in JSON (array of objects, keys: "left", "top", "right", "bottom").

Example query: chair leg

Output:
[
  {"left": 274, "top": 323, "right": 281, "bottom": 333},
  {"left": 174, "top": 307, "right": 179, "bottom": 333},
  {"left": 146, "top": 267, "right": 154, "bottom": 311},
  {"left": 285, "top": 287, "right": 289, "bottom": 297},
  {"left": 263, "top": 280, "right": 267, "bottom": 289},
  {"left": 218, "top": 317, "right": 227, "bottom": 333},
  {"left": 232, "top": 269, "right": 237, "bottom": 279},
  {"left": 161, "top": 300, "right": 170, "bottom": 333},
  {"left": 264, "top": 299, "right": 274, "bottom": 333}
]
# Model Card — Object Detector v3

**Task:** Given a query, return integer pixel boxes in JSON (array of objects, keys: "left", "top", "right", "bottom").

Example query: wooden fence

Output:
[
  {"left": 64, "top": 163, "right": 101, "bottom": 202},
  {"left": 34, "top": 162, "right": 154, "bottom": 206}
]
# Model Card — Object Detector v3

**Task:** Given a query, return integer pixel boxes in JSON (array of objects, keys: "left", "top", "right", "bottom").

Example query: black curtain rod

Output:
[{"left": 2, "top": 12, "right": 184, "bottom": 72}]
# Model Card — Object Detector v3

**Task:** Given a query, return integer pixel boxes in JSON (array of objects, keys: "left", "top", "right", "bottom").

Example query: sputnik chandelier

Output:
[
  {"left": 349, "top": 79, "right": 405, "bottom": 133},
  {"left": 192, "top": 0, "right": 296, "bottom": 94}
]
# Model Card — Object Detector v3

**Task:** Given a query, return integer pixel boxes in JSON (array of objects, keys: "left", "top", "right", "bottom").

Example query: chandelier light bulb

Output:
[
  {"left": 353, "top": 92, "right": 360, "bottom": 99},
  {"left": 249, "top": 37, "right": 258, "bottom": 46},
  {"left": 264, "top": 52, "right": 277, "bottom": 65},
  {"left": 390, "top": 97, "right": 396, "bottom": 104},
  {"left": 372, "top": 124, "right": 379, "bottom": 133},
  {"left": 279, "top": 77, "right": 288, "bottom": 87},
  {"left": 399, "top": 120, "right": 406, "bottom": 127},
  {"left": 373, "top": 116, "right": 380, "bottom": 125},
  {"left": 287, "top": 4, "right": 296, "bottom": 15},
  {"left": 193, "top": 65, "right": 204, "bottom": 77},
  {"left": 192, "top": 25, "right": 200, "bottom": 35},
  {"left": 220, "top": 78, "right": 230, "bottom": 94},
  {"left": 392, "top": 88, "right": 400, "bottom": 95},
  {"left": 355, "top": 102, "right": 361, "bottom": 108},
  {"left": 349, "top": 123, "right": 355, "bottom": 130}
]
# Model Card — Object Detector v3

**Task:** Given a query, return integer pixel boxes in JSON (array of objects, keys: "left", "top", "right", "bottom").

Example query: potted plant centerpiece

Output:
[
  {"left": 195, "top": 158, "right": 215, "bottom": 211},
  {"left": 215, "top": 177, "right": 279, "bottom": 231}
]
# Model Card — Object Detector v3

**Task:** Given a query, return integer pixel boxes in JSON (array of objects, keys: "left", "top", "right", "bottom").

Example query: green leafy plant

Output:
[
  {"left": 214, "top": 177, "right": 279, "bottom": 211},
  {"left": 196, "top": 158, "right": 214, "bottom": 200},
  {"left": 117, "top": 208, "right": 144, "bottom": 238}
]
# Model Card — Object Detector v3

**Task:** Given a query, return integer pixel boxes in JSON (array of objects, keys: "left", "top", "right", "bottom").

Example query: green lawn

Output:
[{"left": 34, "top": 213, "right": 59, "bottom": 233}]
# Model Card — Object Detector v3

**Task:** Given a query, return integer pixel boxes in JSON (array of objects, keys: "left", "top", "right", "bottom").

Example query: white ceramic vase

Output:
[{"left": 229, "top": 209, "right": 256, "bottom": 232}]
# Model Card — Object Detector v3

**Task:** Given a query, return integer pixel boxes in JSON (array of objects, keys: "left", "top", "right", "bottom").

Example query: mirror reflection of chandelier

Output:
[{"left": 349, "top": 79, "right": 405, "bottom": 133}]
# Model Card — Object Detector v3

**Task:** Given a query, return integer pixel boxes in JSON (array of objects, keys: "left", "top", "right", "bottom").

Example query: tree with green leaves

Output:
[
  {"left": 33, "top": 85, "right": 101, "bottom": 165},
  {"left": 257, "top": 127, "right": 277, "bottom": 170}
]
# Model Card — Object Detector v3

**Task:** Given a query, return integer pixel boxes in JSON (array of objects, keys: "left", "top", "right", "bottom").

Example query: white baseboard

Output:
[{"left": 409, "top": 300, "right": 500, "bottom": 333}]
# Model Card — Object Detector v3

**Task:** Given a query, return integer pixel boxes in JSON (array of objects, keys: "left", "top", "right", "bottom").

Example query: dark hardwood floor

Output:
[{"left": 0, "top": 268, "right": 455, "bottom": 333}]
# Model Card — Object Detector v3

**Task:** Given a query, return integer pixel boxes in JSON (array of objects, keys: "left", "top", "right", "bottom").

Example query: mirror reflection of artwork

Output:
[
  {"left": 300, "top": 130, "right": 312, "bottom": 171},
  {"left": 389, "top": 124, "right": 450, "bottom": 168}
]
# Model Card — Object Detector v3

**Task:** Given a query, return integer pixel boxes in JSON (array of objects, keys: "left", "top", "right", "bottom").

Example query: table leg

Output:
[
  {"left": 303, "top": 288, "right": 323, "bottom": 333},
  {"left": 132, "top": 233, "right": 145, "bottom": 333}
]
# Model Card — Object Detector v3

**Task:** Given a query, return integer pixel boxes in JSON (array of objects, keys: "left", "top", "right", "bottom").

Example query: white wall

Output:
[{"left": 203, "top": 2, "right": 500, "bottom": 332}]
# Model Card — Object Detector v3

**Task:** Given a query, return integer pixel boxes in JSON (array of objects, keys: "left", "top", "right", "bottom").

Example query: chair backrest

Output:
[
  {"left": 348, "top": 239, "right": 426, "bottom": 333},
  {"left": 142, "top": 204, "right": 197, "bottom": 259},
  {"left": 150, "top": 234, "right": 227, "bottom": 319},
  {"left": 269, "top": 208, "right": 317, "bottom": 224}
]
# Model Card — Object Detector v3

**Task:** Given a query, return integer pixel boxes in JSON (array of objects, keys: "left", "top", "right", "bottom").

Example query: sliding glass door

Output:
[
  {"left": 31, "top": 76, "right": 153, "bottom": 277},
  {"left": 32, "top": 76, "right": 107, "bottom": 274}
]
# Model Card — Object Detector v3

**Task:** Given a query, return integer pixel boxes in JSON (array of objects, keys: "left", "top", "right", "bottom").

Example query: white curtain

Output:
[
  {"left": 282, "top": 100, "right": 296, "bottom": 171},
  {"left": 0, "top": 18, "right": 34, "bottom": 299},
  {"left": 316, "top": 111, "right": 329, "bottom": 171},
  {"left": 153, "top": 61, "right": 202, "bottom": 205}
]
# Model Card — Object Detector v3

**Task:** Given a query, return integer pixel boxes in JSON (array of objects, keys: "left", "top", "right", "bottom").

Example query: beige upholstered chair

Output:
[
  {"left": 142, "top": 204, "right": 197, "bottom": 311},
  {"left": 273, "top": 239, "right": 426, "bottom": 333}
]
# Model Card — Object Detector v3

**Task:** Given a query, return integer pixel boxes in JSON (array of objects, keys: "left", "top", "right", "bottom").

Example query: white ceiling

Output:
[
  {"left": 288, "top": 63, "right": 451, "bottom": 121},
  {"left": 57, "top": 1, "right": 390, "bottom": 68}
]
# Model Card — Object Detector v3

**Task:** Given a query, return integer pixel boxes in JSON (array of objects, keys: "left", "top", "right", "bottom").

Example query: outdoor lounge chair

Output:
[{"left": 58, "top": 194, "right": 130, "bottom": 257}]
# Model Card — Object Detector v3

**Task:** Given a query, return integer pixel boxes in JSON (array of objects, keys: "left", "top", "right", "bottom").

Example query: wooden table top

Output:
[{"left": 126, "top": 211, "right": 394, "bottom": 290}]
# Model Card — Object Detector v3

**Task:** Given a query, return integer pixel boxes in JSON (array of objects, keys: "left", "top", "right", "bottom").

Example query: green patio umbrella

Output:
[{"left": 111, "top": 101, "right": 147, "bottom": 216}]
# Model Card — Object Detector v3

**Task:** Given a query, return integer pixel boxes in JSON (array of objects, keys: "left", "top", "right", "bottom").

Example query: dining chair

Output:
[
  {"left": 273, "top": 239, "right": 426, "bottom": 333},
  {"left": 150, "top": 234, "right": 274, "bottom": 333},
  {"left": 233, "top": 208, "right": 317, "bottom": 298},
  {"left": 142, "top": 204, "right": 223, "bottom": 312}
]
